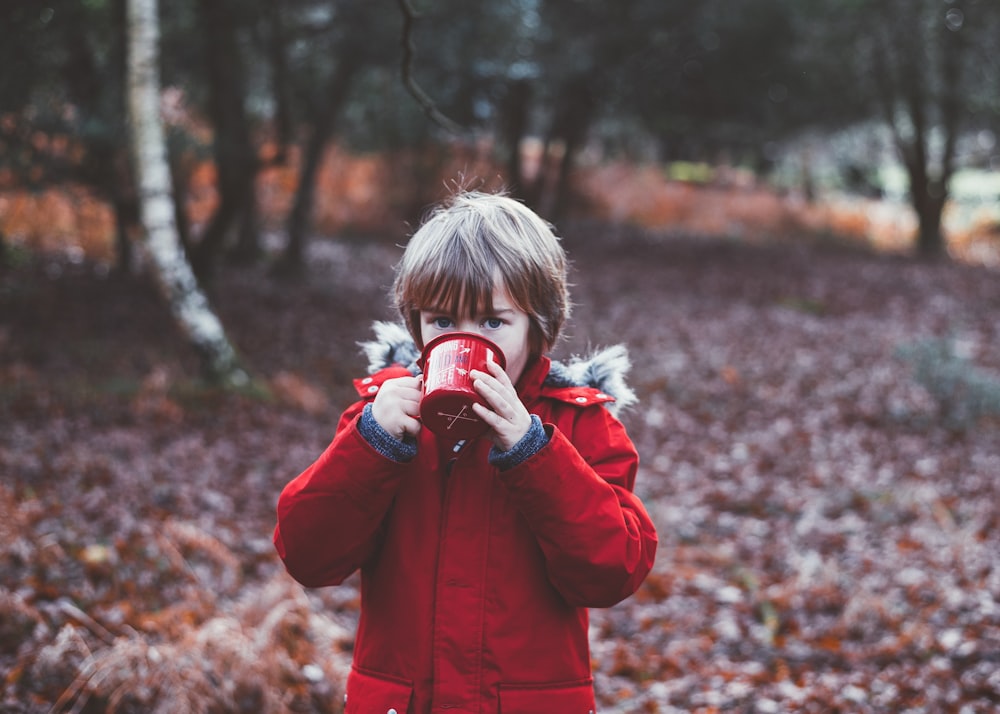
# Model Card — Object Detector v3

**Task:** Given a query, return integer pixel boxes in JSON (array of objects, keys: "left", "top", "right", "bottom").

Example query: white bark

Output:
[{"left": 125, "top": 0, "right": 248, "bottom": 387}]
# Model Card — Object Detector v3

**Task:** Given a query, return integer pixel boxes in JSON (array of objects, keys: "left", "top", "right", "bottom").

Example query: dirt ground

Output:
[{"left": 2, "top": 221, "right": 999, "bottom": 712}]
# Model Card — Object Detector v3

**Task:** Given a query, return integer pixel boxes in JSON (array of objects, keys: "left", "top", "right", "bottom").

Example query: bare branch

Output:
[{"left": 396, "top": 0, "right": 462, "bottom": 134}]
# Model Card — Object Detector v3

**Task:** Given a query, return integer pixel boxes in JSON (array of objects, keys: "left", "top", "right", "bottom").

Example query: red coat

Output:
[{"left": 274, "top": 354, "right": 658, "bottom": 713}]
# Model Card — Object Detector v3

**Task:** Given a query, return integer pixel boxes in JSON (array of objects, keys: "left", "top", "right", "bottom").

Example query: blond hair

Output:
[{"left": 393, "top": 190, "right": 570, "bottom": 355}]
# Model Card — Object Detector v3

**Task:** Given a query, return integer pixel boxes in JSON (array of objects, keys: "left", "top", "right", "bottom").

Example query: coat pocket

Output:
[
  {"left": 498, "top": 679, "right": 596, "bottom": 713},
  {"left": 344, "top": 667, "right": 413, "bottom": 714}
]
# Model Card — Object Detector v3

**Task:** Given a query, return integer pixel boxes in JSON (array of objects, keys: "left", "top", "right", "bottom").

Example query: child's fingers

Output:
[
  {"left": 371, "top": 375, "right": 423, "bottom": 439},
  {"left": 484, "top": 357, "right": 512, "bottom": 385},
  {"left": 400, "top": 414, "right": 422, "bottom": 439},
  {"left": 471, "top": 400, "right": 530, "bottom": 451},
  {"left": 473, "top": 377, "right": 512, "bottom": 416},
  {"left": 471, "top": 401, "right": 501, "bottom": 427},
  {"left": 470, "top": 367, "right": 532, "bottom": 450},
  {"left": 471, "top": 365, "right": 512, "bottom": 392},
  {"left": 471, "top": 369, "right": 511, "bottom": 411}
]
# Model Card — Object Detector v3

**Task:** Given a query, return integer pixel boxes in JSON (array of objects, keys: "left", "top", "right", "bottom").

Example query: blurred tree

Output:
[
  {"left": 259, "top": 1, "right": 295, "bottom": 162},
  {"left": 527, "top": 0, "right": 692, "bottom": 215},
  {"left": 604, "top": 0, "right": 812, "bottom": 165},
  {"left": 397, "top": 0, "right": 463, "bottom": 135},
  {"left": 375, "top": 0, "right": 642, "bottom": 214},
  {"left": 6, "top": 0, "right": 1000, "bottom": 271},
  {"left": 419, "top": 0, "right": 808, "bottom": 216},
  {"left": 793, "top": 0, "right": 1000, "bottom": 258},
  {"left": 190, "top": 0, "right": 261, "bottom": 277},
  {"left": 127, "top": 0, "right": 248, "bottom": 386},
  {"left": 0, "top": 0, "right": 139, "bottom": 274},
  {"left": 274, "top": 0, "right": 392, "bottom": 275}
]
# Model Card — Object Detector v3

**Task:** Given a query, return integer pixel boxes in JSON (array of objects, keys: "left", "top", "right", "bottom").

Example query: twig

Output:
[
  {"left": 396, "top": 0, "right": 462, "bottom": 134},
  {"left": 50, "top": 656, "right": 99, "bottom": 714},
  {"left": 56, "top": 598, "right": 118, "bottom": 645}
]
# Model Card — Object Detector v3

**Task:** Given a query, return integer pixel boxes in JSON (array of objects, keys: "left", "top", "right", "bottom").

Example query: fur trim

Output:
[
  {"left": 358, "top": 321, "right": 637, "bottom": 415},
  {"left": 360, "top": 321, "right": 422, "bottom": 374},
  {"left": 544, "top": 344, "right": 637, "bottom": 415}
]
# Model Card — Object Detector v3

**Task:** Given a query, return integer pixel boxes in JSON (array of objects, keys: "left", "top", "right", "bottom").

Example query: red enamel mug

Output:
[{"left": 418, "top": 332, "right": 507, "bottom": 439}]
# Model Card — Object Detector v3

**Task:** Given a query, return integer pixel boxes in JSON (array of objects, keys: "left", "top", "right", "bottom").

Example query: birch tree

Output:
[{"left": 126, "top": 0, "right": 249, "bottom": 387}]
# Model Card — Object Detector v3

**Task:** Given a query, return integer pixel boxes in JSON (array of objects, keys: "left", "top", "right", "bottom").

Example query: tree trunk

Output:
[
  {"left": 547, "top": 76, "right": 594, "bottom": 220},
  {"left": 871, "top": 0, "right": 958, "bottom": 260},
  {"left": 126, "top": 0, "right": 248, "bottom": 387},
  {"left": 915, "top": 196, "right": 947, "bottom": 259},
  {"left": 191, "top": 0, "right": 259, "bottom": 278},
  {"left": 914, "top": 0, "right": 965, "bottom": 260},
  {"left": 904, "top": 153, "right": 948, "bottom": 259},
  {"left": 231, "top": 196, "right": 260, "bottom": 265},
  {"left": 276, "top": 57, "right": 359, "bottom": 275},
  {"left": 500, "top": 78, "right": 531, "bottom": 199},
  {"left": 110, "top": 0, "right": 138, "bottom": 277},
  {"left": 264, "top": 0, "right": 294, "bottom": 163},
  {"left": 111, "top": 191, "right": 138, "bottom": 277}
]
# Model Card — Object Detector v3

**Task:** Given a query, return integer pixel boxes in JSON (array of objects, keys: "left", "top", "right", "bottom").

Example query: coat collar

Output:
[{"left": 356, "top": 321, "right": 637, "bottom": 415}]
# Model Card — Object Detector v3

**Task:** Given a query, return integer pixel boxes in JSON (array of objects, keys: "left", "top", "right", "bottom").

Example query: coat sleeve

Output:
[
  {"left": 497, "top": 405, "right": 657, "bottom": 607},
  {"left": 273, "top": 401, "right": 408, "bottom": 588}
]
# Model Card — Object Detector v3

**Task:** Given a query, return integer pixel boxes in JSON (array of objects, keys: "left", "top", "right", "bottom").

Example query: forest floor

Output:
[{"left": 2, "top": 219, "right": 1000, "bottom": 713}]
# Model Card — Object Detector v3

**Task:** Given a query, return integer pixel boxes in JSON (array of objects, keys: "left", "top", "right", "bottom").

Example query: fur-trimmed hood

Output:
[{"left": 359, "top": 321, "right": 637, "bottom": 416}]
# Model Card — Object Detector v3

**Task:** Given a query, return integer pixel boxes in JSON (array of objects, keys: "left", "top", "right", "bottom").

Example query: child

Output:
[{"left": 274, "top": 190, "right": 658, "bottom": 713}]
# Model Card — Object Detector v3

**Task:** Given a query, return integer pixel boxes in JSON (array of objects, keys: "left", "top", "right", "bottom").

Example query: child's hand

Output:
[
  {"left": 470, "top": 359, "right": 532, "bottom": 452},
  {"left": 370, "top": 375, "right": 423, "bottom": 441}
]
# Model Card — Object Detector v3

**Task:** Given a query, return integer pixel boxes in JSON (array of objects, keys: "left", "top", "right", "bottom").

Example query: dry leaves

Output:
[{"left": 2, "top": 219, "right": 999, "bottom": 712}]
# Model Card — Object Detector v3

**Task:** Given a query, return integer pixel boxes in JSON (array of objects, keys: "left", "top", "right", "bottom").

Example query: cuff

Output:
[
  {"left": 359, "top": 403, "right": 418, "bottom": 462},
  {"left": 489, "top": 414, "right": 548, "bottom": 471}
]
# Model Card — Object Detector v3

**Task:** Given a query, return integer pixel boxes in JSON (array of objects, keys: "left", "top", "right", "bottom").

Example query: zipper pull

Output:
[{"left": 445, "top": 439, "right": 467, "bottom": 476}]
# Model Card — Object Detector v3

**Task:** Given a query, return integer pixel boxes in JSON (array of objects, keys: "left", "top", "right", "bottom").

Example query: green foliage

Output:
[
  {"left": 898, "top": 337, "right": 1000, "bottom": 428},
  {"left": 665, "top": 161, "right": 715, "bottom": 184}
]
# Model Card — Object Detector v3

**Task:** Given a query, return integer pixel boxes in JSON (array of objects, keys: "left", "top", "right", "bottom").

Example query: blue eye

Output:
[
  {"left": 484, "top": 317, "right": 503, "bottom": 329},
  {"left": 433, "top": 317, "right": 453, "bottom": 329}
]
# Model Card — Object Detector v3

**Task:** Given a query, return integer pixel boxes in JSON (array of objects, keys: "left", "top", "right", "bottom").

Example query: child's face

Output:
[{"left": 419, "top": 286, "right": 533, "bottom": 385}]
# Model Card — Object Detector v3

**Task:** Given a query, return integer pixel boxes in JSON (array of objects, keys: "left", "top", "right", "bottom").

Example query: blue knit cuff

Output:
[
  {"left": 359, "top": 403, "right": 418, "bottom": 462},
  {"left": 489, "top": 415, "right": 548, "bottom": 471}
]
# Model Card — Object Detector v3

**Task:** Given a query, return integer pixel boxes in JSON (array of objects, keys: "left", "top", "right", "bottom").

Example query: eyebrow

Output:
[{"left": 423, "top": 306, "right": 516, "bottom": 317}]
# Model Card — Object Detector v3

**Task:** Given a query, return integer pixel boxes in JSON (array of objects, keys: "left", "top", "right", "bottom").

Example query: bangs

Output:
[
  {"left": 393, "top": 190, "right": 569, "bottom": 352},
  {"left": 396, "top": 225, "right": 504, "bottom": 334},
  {"left": 410, "top": 258, "right": 497, "bottom": 319}
]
